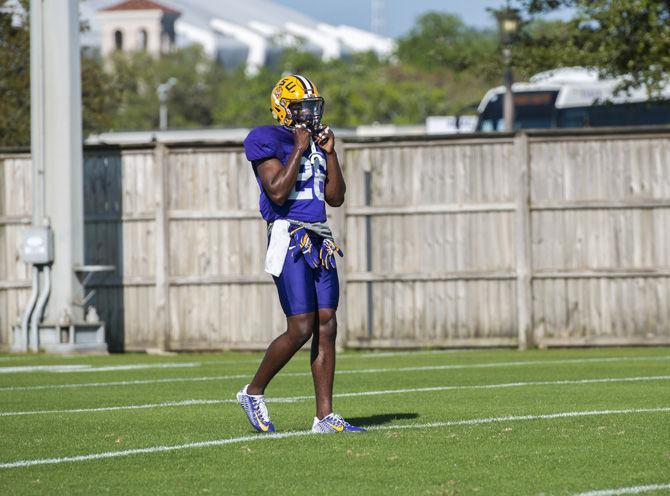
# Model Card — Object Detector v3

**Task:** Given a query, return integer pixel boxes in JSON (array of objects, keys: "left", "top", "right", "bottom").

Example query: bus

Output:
[{"left": 476, "top": 67, "right": 670, "bottom": 131}]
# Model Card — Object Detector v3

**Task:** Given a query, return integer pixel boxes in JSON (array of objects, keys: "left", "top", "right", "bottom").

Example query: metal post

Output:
[
  {"left": 30, "top": 0, "right": 45, "bottom": 226},
  {"left": 364, "top": 170, "right": 373, "bottom": 338},
  {"left": 154, "top": 144, "right": 171, "bottom": 350},
  {"left": 30, "top": 266, "right": 51, "bottom": 352},
  {"left": 514, "top": 133, "right": 533, "bottom": 349},
  {"left": 159, "top": 101, "right": 168, "bottom": 131},
  {"left": 503, "top": 47, "right": 515, "bottom": 132},
  {"left": 20, "top": 267, "right": 40, "bottom": 352},
  {"left": 494, "top": 4, "right": 520, "bottom": 132},
  {"left": 157, "top": 78, "right": 177, "bottom": 131},
  {"left": 40, "top": 0, "right": 85, "bottom": 325},
  {"left": 371, "top": 0, "right": 386, "bottom": 36}
]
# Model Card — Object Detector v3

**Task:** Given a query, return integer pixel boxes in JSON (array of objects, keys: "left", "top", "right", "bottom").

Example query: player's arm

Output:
[
  {"left": 256, "top": 126, "right": 311, "bottom": 206},
  {"left": 316, "top": 126, "right": 346, "bottom": 207}
]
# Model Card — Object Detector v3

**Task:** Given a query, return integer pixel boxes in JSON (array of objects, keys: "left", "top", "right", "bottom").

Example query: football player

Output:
[{"left": 236, "top": 75, "right": 365, "bottom": 434}]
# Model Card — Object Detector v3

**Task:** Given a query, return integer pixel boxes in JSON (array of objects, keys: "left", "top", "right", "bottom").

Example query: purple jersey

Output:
[{"left": 244, "top": 125, "right": 327, "bottom": 223}]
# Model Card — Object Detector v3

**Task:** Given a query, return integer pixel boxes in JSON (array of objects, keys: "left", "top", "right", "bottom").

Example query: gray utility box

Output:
[
  {"left": 12, "top": 322, "right": 107, "bottom": 353},
  {"left": 21, "top": 227, "right": 54, "bottom": 265}
]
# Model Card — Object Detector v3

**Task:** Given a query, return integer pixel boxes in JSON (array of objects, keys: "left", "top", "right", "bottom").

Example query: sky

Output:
[{"left": 272, "top": 0, "right": 573, "bottom": 38}]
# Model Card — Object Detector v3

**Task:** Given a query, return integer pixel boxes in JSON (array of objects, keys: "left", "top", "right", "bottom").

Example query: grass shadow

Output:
[{"left": 346, "top": 413, "right": 419, "bottom": 427}]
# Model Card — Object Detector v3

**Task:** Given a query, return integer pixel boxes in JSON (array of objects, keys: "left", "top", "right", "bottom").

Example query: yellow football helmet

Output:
[{"left": 270, "top": 74, "right": 324, "bottom": 129}]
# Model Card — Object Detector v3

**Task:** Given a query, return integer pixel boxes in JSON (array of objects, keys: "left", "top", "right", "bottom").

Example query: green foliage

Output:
[
  {"left": 275, "top": 49, "right": 461, "bottom": 126},
  {"left": 511, "top": 19, "right": 597, "bottom": 79},
  {"left": 108, "top": 45, "right": 224, "bottom": 130},
  {"left": 522, "top": 0, "right": 576, "bottom": 12},
  {"left": 0, "top": 1, "right": 124, "bottom": 147},
  {"left": 3, "top": 2, "right": 668, "bottom": 146},
  {"left": 72, "top": 12, "right": 504, "bottom": 132},
  {"left": 396, "top": 12, "right": 498, "bottom": 77},
  {"left": 108, "top": 42, "right": 488, "bottom": 131},
  {"left": 212, "top": 66, "right": 278, "bottom": 128},
  {"left": 397, "top": 12, "right": 593, "bottom": 84},
  {"left": 81, "top": 51, "right": 120, "bottom": 135},
  {"left": 0, "top": 0, "right": 30, "bottom": 147},
  {"left": 519, "top": 0, "right": 670, "bottom": 95}
]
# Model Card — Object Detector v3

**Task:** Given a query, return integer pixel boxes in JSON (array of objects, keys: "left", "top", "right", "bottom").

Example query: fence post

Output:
[
  {"left": 514, "top": 132, "right": 533, "bottom": 350},
  {"left": 154, "top": 144, "right": 170, "bottom": 351},
  {"left": 330, "top": 140, "right": 348, "bottom": 349}
]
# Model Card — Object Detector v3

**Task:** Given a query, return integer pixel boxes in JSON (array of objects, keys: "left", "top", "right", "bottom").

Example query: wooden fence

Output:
[{"left": 1, "top": 128, "right": 669, "bottom": 351}]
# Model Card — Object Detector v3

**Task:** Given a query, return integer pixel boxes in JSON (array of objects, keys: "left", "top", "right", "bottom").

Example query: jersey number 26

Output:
[{"left": 289, "top": 154, "right": 326, "bottom": 201}]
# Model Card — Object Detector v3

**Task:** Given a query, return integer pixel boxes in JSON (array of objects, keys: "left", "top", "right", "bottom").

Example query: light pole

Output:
[
  {"left": 494, "top": 5, "right": 521, "bottom": 132},
  {"left": 157, "top": 77, "right": 177, "bottom": 131}
]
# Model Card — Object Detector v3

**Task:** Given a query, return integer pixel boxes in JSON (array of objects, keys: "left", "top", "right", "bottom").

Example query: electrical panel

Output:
[{"left": 21, "top": 227, "right": 54, "bottom": 265}]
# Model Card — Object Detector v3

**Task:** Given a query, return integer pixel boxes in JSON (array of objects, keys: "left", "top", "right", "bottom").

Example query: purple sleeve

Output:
[{"left": 244, "top": 128, "right": 277, "bottom": 165}]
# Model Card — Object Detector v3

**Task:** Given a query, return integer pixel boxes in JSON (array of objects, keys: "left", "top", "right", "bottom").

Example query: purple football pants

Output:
[{"left": 272, "top": 236, "right": 340, "bottom": 316}]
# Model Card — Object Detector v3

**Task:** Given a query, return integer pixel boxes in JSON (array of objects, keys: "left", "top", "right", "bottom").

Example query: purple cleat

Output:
[
  {"left": 311, "top": 413, "right": 366, "bottom": 433},
  {"left": 236, "top": 385, "right": 276, "bottom": 433}
]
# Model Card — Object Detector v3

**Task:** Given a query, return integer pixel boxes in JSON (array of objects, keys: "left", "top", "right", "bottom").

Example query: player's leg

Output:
[
  {"left": 248, "top": 244, "right": 316, "bottom": 395},
  {"left": 309, "top": 262, "right": 366, "bottom": 433},
  {"left": 237, "top": 244, "right": 316, "bottom": 432},
  {"left": 247, "top": 311, "right": 315, "bottom": 395},
  {"left": 238, "top": 314, "right": 315, "bottom": 433},
  {"left": 310, "top": 310, "right": 364, "bottom": 432},
  {"left": 310, "top": 308, "right": 337, "bottom": 419}
]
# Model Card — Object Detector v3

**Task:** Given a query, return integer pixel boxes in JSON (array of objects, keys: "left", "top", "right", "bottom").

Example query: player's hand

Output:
[
  {"left": 293, "top": 123, "right": 311, "bottom": 153},
  {"left": 315, "top": 125, "right": 335, "bottom": 154}
]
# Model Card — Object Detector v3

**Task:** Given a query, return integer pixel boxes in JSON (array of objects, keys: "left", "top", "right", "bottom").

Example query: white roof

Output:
[
  {"left": 478, "top": 67, "right": 670, "bottom": 112},
  {"left": 85, "top": 128, "right": 250, "bottom": 145},
  {"left": 80, "top": 0, "right": 395, "bottom": 66},
  {"left": 85, "top": 127, "right": 359, "bottom": 144}
]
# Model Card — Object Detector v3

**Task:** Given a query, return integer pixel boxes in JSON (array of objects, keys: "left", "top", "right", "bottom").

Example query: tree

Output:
[
  {"left": 211, "top": 48, "right": 466, "bottom": 128},
  {"left": 108, "top": 45, "right": 227, "bottom": 130},
  {"left": 396, "top": 12, "right": 499, "bottom": 78},
  {"left": 81, "top": 50, "right": 120, "bottom": 135},
  {"left": 0, "top": 0, "right": 30, "bottom": 147},
  {"left": 519, "top": 0, "right": 670, "bottom": 95},
  {"left": 511, "top": 19, "right": 598, "bottom": 79},
  {"left": 0, "top": 0, "right": 122, "bottom": 147}
]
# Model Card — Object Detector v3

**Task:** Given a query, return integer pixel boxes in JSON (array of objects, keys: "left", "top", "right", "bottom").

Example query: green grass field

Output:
[{"left": 1, "top": 347, "right": 669, "bottom": 495}]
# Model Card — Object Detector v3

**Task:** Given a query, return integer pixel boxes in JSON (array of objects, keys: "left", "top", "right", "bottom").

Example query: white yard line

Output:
[
  {"left": 329, "top": 375, "right": 670, "bottom": 398},
  {"left": 0, "top": 363, "right": 200, "bottom": 374},
  {"left": 0, "top": 399, "right": 237, "bottom": 417},
  {"left": 573, "top": 483, "right": 670, "bottom": 495},
  {"left": 1, "top": 406, "right": 668, "bottom": 469},
  {"left": 329, "top": 349, "right": 473, "bottom": 359},
  {"left": 334, "top": 356, "right": 670, "bottom": 375},
  {"left": 0, "top": 352, "right": 437, "bottom": 367},
  {"left": 2, "top": 355, "right": 670, "bottom": 392},
  {"left": 2, "top": 375, "right": 669, "bottom": 417},
  {"left": 0, "top": 365, "right": 90, "bottom": 373},
  {"left": 0, "top": 356, "right": 80, "bottom": 362},
  {"left": 157, "top": 353, "right": 670, "bottom": 368},
  {"left": 0, "top": 375, "right": 249, "bottom": 392},
  {"left": 56, "top": 363, "right": 200, "bottom": 373}
]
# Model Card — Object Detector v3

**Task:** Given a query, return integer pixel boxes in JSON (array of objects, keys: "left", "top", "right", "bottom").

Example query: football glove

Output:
[
  {"left": 319, "top": 238, "right": 343, "bottom": 270},
  {"left": 290, "top": 226, "right": 320, "bottom": 269}
]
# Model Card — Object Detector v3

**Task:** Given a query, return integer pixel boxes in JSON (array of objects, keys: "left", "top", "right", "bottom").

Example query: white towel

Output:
[{"left": 264, "top": 219, "right": 291, "bottom": 277}]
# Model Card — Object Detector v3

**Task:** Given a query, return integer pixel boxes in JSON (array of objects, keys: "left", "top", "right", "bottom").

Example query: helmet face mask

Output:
[
  {"left": 288, "top": 97, "right": 324, "bottom": 129},
  {"left": 270, "top": 75, "right": 324, "bottom": 129}
]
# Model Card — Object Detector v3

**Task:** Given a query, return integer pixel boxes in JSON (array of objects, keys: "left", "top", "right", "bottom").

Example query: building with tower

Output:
[
  {"left": 97, "top": 0, "right": 181, "bottom": 57},
  {"left": 82, "top": 0, "right": 394, "bottom": 74}
]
